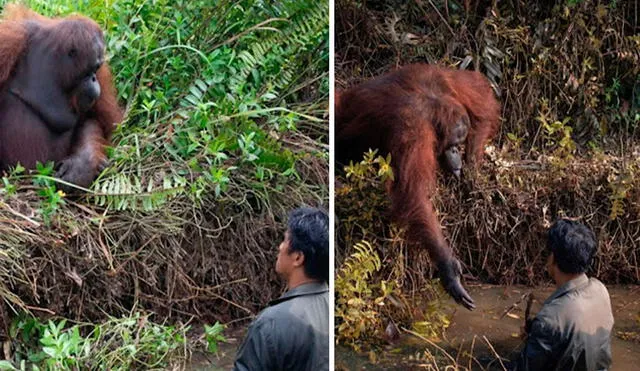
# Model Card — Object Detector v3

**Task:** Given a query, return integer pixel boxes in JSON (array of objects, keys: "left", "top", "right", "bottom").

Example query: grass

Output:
[{"left": 0, "top": 0, "right": 328, "bottom": 368}]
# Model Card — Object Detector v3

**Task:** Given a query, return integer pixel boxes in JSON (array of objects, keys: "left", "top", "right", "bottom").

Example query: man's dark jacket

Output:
[
  {"left": 513, "top": 274, "right": 614, "bottom": 371},
  {"left": 233, "top": 282, "right": 329, "bottom": 371}
]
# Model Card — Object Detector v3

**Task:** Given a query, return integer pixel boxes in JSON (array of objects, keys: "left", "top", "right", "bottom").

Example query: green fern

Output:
[
  {"left": 335, "top": 241, "right": 393, "bottom": 350},
  {"left": 337, "top": 241, "right": 381, "bottom": 286},
  {"left": 228, "top": 2, "right": 328, "bottom": 99},
  {"left": 92, "top": 173, "right": 186, "bottom": 212},
  {"left": 181, "top": 78, "right": 215, "bottom": 108}
]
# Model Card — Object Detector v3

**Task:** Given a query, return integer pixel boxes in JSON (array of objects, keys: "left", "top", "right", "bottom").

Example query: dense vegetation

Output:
[
  {"left": 0, "top": 0, "right": 328, "bottom": 368},
  {"left": 337, "top": 0, "right": 639, "bottom": 288}
]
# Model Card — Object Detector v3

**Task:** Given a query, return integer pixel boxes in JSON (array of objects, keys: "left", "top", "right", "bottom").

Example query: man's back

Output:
[
  {"left": 515, "top": 274, "right": 614, "bottom": 371},
  {"left": 234, "top": 282, "right": 329, "bottom": 371}
]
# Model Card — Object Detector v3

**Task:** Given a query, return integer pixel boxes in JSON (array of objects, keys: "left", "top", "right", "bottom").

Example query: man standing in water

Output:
[
  {"left": 512, "top": 219, "right": 614, "bottom": 370},
  {"left": 234, "top": 207, "right": 329, "bottom": 371}
]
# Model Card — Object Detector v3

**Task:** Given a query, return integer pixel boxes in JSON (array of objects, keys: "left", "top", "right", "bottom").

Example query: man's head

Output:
[
  {"left": 546, "top": 219, "right": 597, "bottom": 283},
  {"left": 275, "top": 207, "right": 329, "bottom": 286}
]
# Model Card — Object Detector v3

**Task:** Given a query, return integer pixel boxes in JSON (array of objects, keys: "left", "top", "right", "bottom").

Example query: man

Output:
[
  {"left": 512, "top": 219, "right": 614, "bottom": 371},
  {"left": 234, "top": 207, "right": 329, "bottom": 371}
]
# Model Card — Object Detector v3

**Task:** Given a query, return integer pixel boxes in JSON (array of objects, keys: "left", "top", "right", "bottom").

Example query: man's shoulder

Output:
[
  {"left": 256, "top": 290, "right": 327, "bottom": 322},
  {"left": 246, "top": 292, "right": 328, "bottom": 348},
  {"left": 256, "top": 302, "right": 288, "bottom": 322},
  {"left": 586, "top": 277, "right": 610, "bottom": 296},
  {"left": 536, "top": 276, "right": 613, "bottom": 328},
  {"left": 563, "top": 277, "right": 611, "bottom": 307}
]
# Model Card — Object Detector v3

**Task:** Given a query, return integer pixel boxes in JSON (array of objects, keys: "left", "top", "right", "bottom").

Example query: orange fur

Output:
[
  {"left": 0, "top": 4, "right": 122, "bottom": 187},
  {"left": 336, "top": 64, "right": 500, "bottom": 263}
]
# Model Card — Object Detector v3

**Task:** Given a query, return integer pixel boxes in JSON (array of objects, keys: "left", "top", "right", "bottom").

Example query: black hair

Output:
[
  {"left": 287, "top": 207, "right": 329, "bottom": 283},
  {"left": 547, "top": 219, "right": 597, "bottom": 274}
]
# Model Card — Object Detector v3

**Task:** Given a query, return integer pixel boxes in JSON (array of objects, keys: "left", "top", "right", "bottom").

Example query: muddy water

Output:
[{"left": 336, "top": 284, "right": 640, "bottom": 370}]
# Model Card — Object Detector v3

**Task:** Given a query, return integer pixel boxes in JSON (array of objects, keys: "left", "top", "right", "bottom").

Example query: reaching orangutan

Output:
[
  {"left": 336, "top": 64, "right": 501, "bottom": 310},
  {"left": 0, "top": 4, "right": 122, "bottom": 190}
]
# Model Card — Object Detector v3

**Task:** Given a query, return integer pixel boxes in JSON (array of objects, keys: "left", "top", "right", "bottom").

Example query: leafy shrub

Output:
[
  {"left": 336, "top": 154, "right": 450, "bottom": 351},
  {"left": 2, "top": 314, "right": 194, "bottom": 370}
]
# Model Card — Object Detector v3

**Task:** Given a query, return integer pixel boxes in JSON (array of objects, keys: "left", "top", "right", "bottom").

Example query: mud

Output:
[{"left": 336, "top": 284, "right": 640, "bottom": 370}]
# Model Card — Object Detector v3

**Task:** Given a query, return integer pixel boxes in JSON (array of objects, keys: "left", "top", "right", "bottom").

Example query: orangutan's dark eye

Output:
[{"left": 68, "top": 48, "right": 78, "bottom": 58}]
